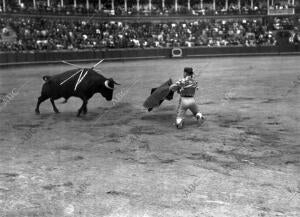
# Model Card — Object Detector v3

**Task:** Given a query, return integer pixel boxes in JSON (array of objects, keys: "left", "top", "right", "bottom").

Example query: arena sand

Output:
[{"left": 0, "top": 56, "right": 299, "bottom": 217}]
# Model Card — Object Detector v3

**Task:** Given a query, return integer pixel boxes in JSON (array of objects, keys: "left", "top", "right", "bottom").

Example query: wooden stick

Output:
[
  {"left": 92, "top": 59, "right": 104, "bottom": 69},
  {"left": 62, "top": 60, "right": 82, "bottom": 69},
  {"left": 60, "top": 69, "right": 82, "bottom": 85}
]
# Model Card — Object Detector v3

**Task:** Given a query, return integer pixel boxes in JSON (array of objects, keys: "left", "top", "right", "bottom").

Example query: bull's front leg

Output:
[
  {"left": 83, "top": 104, "right": 88, "bottom": 115},
  {"left": 77, "top": 97, "right": 88, "bottom": 117}
]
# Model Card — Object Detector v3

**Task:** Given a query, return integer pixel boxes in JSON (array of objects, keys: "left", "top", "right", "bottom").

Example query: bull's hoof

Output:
[
  {"left": 35, "top": 109, "right": 40, "bottom": 115},
  {"left": 54, "top": 109, "right": 60, "bottom": 114},
  {"left": 176, "top": 122, "right": 183, "bottom": 129}
]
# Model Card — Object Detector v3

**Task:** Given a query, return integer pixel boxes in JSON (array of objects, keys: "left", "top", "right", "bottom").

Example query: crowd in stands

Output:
[
  {"left": 272, "top": 16, "right": 295, "bottom": 30},
  {"left": 2, "top": 16, "right": 293, "bottom": 52}
]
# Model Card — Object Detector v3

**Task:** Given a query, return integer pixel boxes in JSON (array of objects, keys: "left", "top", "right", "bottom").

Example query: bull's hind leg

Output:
[
  {"left": 50, "top": 98, "right": 59, "bottom": 113},
  {"left": 35, "top": 95, "right": 49, "bottom": 114}
]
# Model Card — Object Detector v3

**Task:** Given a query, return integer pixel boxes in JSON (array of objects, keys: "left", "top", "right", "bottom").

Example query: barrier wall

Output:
[
  {"left": 1, "top": 46, "right": 300, "bottom": 66},
  {"left": 0, "top": 48, "right": 171, "bottom": 65}
]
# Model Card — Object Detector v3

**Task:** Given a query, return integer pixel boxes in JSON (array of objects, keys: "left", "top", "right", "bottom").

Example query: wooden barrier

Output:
[{"left": 0, "top": 46, "right": 300, "bottom": 66}]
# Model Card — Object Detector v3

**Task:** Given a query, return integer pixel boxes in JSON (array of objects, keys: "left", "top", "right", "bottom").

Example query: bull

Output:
[{"left": 35, "top": 68, "right": 119, "bottom": 117}]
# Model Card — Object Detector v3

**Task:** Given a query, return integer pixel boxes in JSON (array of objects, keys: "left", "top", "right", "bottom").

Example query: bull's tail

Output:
[{"left": 42, "top": 76, "right": 51, "bottom": 82}]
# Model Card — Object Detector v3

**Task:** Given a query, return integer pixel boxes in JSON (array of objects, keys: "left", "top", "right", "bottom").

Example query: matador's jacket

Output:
[
  {"left": 170, "top": 76, "right": 198, "bottom": 97},
  {"left": 170, "top": 76, "right": 201, "bottom": 122}
]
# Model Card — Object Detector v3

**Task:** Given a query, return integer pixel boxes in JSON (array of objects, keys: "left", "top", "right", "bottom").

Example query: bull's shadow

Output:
[{"left": 35, "top": 102, "right": 136, "bottom": 123}]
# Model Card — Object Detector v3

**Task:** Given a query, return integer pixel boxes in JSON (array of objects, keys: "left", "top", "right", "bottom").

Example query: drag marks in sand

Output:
[{"left": 110, "top": 133, "right": 178, "bottom": 165}]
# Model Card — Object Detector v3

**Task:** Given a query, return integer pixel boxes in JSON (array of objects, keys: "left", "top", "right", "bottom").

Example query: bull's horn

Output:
[
  {"left": 113, "top": 81, "right": 120, "bottom": 85},
  {"left": 104, "top": 80, "right": 114, "bottom": 90}
]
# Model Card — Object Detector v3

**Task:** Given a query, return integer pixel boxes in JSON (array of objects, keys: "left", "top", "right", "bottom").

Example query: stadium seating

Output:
[
  {"left": 0, "top": 0, "right": 298, "bottom": 52},
  {"left": 2, "top": 17, "right": 297, "bottom": 52}
]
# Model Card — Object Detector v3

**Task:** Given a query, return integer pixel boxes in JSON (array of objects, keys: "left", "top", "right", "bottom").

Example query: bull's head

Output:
[{"left": 101, "top": 78, "right": 120, "bottom": 101}]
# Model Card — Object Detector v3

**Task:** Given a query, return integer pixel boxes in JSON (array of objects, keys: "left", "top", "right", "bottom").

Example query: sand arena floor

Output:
[{"left": 0, "top": 56, "right": 299, "bottom": 217}]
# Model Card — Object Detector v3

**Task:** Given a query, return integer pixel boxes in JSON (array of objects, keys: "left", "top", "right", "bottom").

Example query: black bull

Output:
[{"left": 35, "top": 68, "right": 119, "bottom": 116}]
